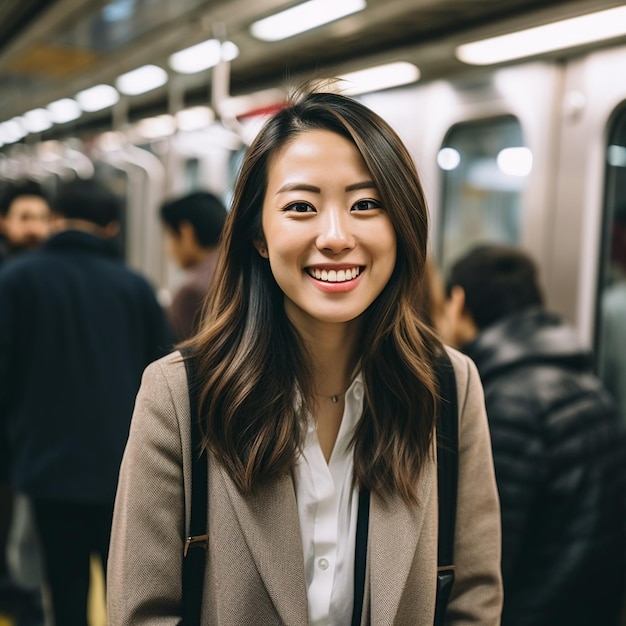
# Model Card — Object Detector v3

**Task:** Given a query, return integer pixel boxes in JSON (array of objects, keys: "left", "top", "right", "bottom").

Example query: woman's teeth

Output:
[{"left": 308, "top": 267, "right": 361, "bottom": 282}]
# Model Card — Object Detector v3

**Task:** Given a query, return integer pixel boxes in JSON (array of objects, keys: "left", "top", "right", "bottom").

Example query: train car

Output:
[{"left": 2, "top": 1, "right": 626, "bottom": 624}]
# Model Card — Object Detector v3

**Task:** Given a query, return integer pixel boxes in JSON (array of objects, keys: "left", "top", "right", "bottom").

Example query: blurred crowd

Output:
[{"left": 0, "top": 179, "right": 226, "bottom": 625}]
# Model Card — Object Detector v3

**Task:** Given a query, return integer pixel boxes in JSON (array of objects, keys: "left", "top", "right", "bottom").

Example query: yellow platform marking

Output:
[{"left": 89, "top": 555, "right": 107, "bottom": 626}]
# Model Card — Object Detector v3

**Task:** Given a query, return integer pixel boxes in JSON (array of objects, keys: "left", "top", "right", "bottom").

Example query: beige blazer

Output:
[{"left": 107, "top": 348, "right": 502, "bottom": 625}]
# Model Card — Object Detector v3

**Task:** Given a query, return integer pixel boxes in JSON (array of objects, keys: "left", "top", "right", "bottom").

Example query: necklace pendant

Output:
[{"left": 331, "top": 395, "right": 338, "bottom": 403}]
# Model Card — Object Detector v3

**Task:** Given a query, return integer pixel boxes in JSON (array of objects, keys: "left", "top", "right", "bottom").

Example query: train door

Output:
[
  {"left": 550, "top": 43, "right": 626, "bottom": 357},
  {"left": 552, "top": 43, "right": 626, "bottom": 422},
  {"left": 596, "top": 104, "right": 626, "bottom": 422}
]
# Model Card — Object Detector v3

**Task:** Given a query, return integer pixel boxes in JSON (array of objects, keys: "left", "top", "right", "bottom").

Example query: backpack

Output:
[{"left": 181, "top": 350, "right": 458, "bottom": 626}]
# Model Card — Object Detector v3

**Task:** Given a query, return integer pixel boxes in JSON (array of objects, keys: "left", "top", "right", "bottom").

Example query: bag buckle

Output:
[{"left": 183, "top": 534, "right": 209, "bottom": 557}]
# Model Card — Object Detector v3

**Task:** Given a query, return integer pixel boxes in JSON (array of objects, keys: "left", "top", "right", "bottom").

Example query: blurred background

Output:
[{"left": 2, "top": 1, "right": 626, "bottom": 621}]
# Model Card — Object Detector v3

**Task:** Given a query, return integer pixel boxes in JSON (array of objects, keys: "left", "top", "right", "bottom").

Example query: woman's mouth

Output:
[{"left": 306, "top": 267, "right": 362, "bottom": 283}]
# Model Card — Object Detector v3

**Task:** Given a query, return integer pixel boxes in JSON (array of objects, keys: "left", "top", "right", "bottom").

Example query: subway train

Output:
[
  {"left": 1, "top": 0, "right": 626, "bottom": 387},
  {"left": 1, "top": 1, "right": 626, "bottom": 623}
]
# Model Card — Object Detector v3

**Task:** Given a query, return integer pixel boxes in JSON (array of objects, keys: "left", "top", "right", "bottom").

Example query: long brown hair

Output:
[{"left": 188, "top": 91, "right": 442, "bottom": 503}]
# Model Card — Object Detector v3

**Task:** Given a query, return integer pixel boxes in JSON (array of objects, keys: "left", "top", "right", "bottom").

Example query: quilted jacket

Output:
[{"left": 463, "top": 307, "right": 626, "bottom": 626}]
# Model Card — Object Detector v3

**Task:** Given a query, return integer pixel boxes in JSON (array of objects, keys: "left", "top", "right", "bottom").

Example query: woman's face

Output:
[{"left": 257, "top": 128, "right": 397, "bottom": 331}]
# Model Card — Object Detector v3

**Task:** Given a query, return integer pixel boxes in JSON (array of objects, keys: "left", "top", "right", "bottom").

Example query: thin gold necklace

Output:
[{"left": 315, "top": 385, "right": 351, "bottom": 404}]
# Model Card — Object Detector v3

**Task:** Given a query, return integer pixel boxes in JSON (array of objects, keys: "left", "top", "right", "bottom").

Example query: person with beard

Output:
[
  {"left": 0, "top": 179, "right": 50, "bottom": 626},
  {"left": 0, "top": 180, "right": 50, "bottom": 265}
]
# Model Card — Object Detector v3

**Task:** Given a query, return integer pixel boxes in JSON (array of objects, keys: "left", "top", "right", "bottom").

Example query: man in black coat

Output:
[
  {"left": 0, "top": 179, "right": 51, "bottom": 626},
  {"left": 443, "top": 244, "right": 626, "bottom": 626},
  {"left": 0, "top": 178, "right": 173, "bottom": 626}
]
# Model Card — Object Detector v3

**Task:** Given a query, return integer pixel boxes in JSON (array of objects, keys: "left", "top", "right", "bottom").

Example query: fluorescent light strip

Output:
[
  {"left": 76, "top": 84, "right": 120, "bottom": 112},
  {"left": 250, "top": 0, "right": 366, "bottom": 42},
  {"left": 338, "top": 62, "right": 420, "bottom": 95},
  {"left": 22, "top": 108, "right": 52, "bottom": 133},
  {"left": 116, "top": 64, "right": 168, "bottom": 96},
  {"left": 0, "top": 118, "right": 27, "bottom": 143},
  {"left": 176, "top": 106, "right": 215, "bottom": 131},
  {"left": 456, "top": 5, "right": 626, "bottom": 65},
  {"left": 47, "top": 98, "right": 82, "bottom": 124},
  {"left": 169, "top": 39, "right": 239, "bottom": 74}
]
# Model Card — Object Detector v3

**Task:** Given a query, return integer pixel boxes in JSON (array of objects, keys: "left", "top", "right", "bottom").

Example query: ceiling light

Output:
[
  {"left": 176, "top": 107, "right": 215, "bottom": 132},
  {"left": 22, "top": 108, "right": 52, "bottom": 133},
  {"left": 47, "top": 98, "right": 82, "bottom": 124},
  {"left": 437, "top": 147, "right": 461, "bottom": 171},
  {"left": 337, "top": 62, "right": 420, "bottom": 96},
  {"left": 169, "top": 39, "right": 239, "bottom": 74},
  {"left": 250, "top": 0, "right": 366, "bottom": 42},
  {"left": 116, "top": 65, "right": 168, "bottom": 96},
  {"left": 0, "top": 118, "right": 27, "bottom": 143},
  {"left": 456, "top": 5, "right": 626, "bottom": 65},
  {"left": 76, "top": 84, "right": 120, "bottom": 112},
  {"left": 497, "top": 147, "right": 533, "bottom": 176},
  {"left": 136, "top": 115, "right": 176, "bottom": 139}
]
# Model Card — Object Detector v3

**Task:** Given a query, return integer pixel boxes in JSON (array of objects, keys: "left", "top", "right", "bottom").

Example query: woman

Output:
[{"left": 107, "top": 91, "right": 502, "bottom": 624}]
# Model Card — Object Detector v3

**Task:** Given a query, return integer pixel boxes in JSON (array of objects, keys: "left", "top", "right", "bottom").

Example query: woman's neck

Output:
[
  {"left": 301, "top": 323, "right": 361, "bottom": 400},
  {"left": 301, "top": 326, "right": 361, "bottom": 463}
]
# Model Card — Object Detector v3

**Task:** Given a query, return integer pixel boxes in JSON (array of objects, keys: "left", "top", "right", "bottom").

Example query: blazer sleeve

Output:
[
  {"left": 445, "top": 349, "right": 503, "bottom": 624},
  {"left": 107, "top": 354, "right": 188, "bottom": 625}
]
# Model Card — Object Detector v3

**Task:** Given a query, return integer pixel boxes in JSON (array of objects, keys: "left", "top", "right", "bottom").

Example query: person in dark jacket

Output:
[
  {"left": 0, "top": 180, "right": 51, "bottom": 626},
  {"left": 0, "top": 178, "right": 173, "bottom": 626},
  {"left": 443, "top": 243, "right": 626, "bottom": 626}
]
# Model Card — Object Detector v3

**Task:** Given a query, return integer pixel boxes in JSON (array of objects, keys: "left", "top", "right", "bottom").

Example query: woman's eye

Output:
[
  {"left": 284, "top": 202, "right": 314, "bottom": 213},
  {"left": 352, "top": 199, "right": 381, "bottom": 211}
]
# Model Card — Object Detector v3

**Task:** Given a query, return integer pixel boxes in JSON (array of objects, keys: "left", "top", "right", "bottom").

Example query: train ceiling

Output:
[{"left": 0, "top": 0, "right": 625, "bottom": 132}]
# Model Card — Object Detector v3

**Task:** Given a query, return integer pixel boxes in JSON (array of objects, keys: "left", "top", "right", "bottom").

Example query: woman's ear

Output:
[{"left": 253, "top": 239, "right": 269, "bottom": 258}]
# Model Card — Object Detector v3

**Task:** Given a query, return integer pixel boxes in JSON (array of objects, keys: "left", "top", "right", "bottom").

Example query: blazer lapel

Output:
[
  {"left": 368, "top": 454, "right": 436, "bottom": 624},
  {"left": 216, "top": 464, "right": 309, "bottom": 625}
]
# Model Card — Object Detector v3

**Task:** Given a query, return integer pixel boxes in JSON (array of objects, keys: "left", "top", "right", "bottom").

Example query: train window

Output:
[
  {"left": 595, "top": 105, "right": 626, "bottom": 422},
  {"left": 184, "top": 158, "right": 200, "bottom": 191},
  {"left": 438, "top": 115, "right": 529, "bottom": 272}
]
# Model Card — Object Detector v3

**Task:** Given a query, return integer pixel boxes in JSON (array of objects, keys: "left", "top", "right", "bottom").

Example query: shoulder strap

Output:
[
  {"left": 351, "top": 488, "right": 370, "bottom": 626},
  {"left": 182, "top": 351, "right": 208, "bottom": 626},
  {"left": 434, "top": 348, "right": 459, "bottom": 626}
]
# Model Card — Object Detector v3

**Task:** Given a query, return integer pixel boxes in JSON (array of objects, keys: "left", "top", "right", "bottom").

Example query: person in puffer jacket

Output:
[{"left": 442, "top": 243, "right": 626, "bottom": 626}]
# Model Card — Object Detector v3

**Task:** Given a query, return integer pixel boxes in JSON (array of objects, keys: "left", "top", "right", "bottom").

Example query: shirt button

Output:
[{"left": 318, "top": 558, "right": 329, "bottom": 570}]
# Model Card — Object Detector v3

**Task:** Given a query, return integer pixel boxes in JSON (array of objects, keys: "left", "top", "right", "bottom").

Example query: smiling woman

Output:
[{"left": 107, "top": 90, "right": 503, "bottom": 625}]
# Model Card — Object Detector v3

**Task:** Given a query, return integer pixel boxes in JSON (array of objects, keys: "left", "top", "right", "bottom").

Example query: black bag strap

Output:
[
  {"left": 434, "top": 349, "right": 459, "bottom": 626},
  {"left": 351, "top": 487, "right": 370, "bottom": 626},
  {"left": 182, "top": 352, "right": 208, "bottom": 626},
  {"left": 351, "top": 350, "right": 458, "bottom": 626}
]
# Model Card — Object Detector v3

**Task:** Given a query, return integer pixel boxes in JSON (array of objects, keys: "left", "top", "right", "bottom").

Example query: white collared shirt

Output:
[{"left": 293, "top": 374, "right": 364, "bottom": 626}]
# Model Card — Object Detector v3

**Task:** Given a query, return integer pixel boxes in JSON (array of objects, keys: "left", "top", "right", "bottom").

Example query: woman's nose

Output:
[{"left": 315, "top": 208, "right": 356, "bottom": 252}]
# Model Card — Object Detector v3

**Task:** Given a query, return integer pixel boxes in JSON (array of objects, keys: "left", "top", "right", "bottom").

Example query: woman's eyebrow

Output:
[
  {"left": 276, "top": 180, "right": 377, "bottom": 194},
  {"left": 276, "top": 182, "right": 320, "bottom": 194},
  {"left": 345, "top": 180, "right": 377, "bottom": 192}
]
